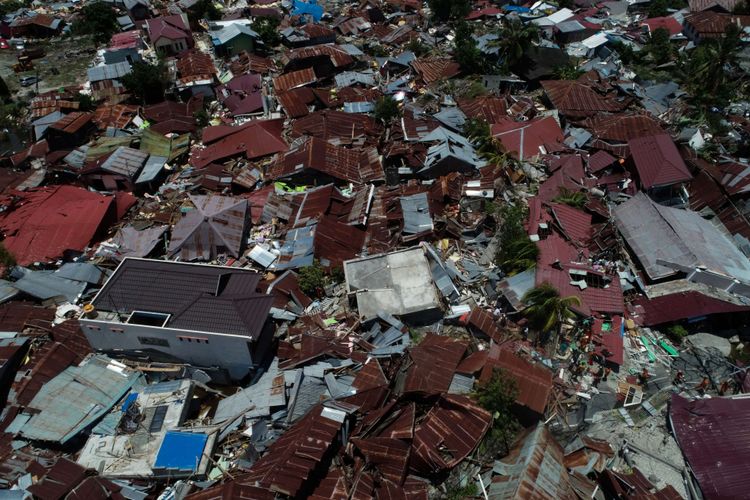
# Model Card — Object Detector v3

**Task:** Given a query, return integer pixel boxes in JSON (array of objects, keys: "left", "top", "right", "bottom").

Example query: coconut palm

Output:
[
  {"left": 490, "top": 18, "right": 540, "bottom": 68},
  {"left": 499, "top": 238, "right": 538, "bottom": 275},
  {"left": 522, "top": 283, "right": 581, "bottom": 333}
]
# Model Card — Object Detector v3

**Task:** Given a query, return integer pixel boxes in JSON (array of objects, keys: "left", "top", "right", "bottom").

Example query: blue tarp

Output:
[
  {"left": 292, "top": 0, "right": 323, "bottom": 22},
  {"left": 154, "top": 431, "right": 208, "bottom": 471}
]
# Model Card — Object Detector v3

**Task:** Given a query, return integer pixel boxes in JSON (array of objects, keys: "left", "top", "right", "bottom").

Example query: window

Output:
[
  {"left": 138, "top": 336, "right": 169, "bottom": 347},
  {"left": 86, "top": 325, "right": 101, "bottom": 331},
  {"left": 128, "top": 311, "right": 170, "bottom": 327},
  {"left": 149, "top": 405, "right": 168, "bottom": 433},
  {"left": 178, "top": 335, "right": 209, "bottom": 344},
  {"left": 109, "top": 327, "right": 125, "bottom": 333}
]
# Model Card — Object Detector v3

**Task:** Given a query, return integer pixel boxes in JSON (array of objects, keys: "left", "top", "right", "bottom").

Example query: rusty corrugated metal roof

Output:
[
  {"left": 410, "top": 394, "right": 491, "bottom": 475},
  {"left": 480, "top": 344, "right": 553, "bottom": 415},
  {"left": 411, "top": 58, "right": 461, "bottom": 85},
  {"left": 273, "top": 67, "right": 317, "bottom": 92}
]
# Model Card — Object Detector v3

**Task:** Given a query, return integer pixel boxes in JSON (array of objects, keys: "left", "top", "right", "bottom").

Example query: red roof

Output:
[
  {"left": 411, "top": 58, "right": 461, "bottom": 84},
  {"left": 536, "top": 234, "right": 624, "bottom": 315},
  {"left": 628, "top": 134, "right": 692, "bottom": 188},
  {"left": 670, "top": 394, "right": 750, "bottom": 500},
  {"left": 109, "top": 30, "right": 141, "bottom": 50},
  {"left": 548, "top": 202, "right": 592, "bottom": 246},
  {"left": 642, "top": 16, "right": 683, "bottom": 36},
  {"left": 491, "top": 116, "right": 564, "bottom": 161},
  {"left": 480, "top": 344, "right": 553, "bottom": 415},
  {"left": 191, "top": 119, "right": 287, "bottom": 168},
  {"left": 273, "top": 67, "right": 317, "bottom": 92},
  {"left": 403, "top": 333, "right": 468, "bottom": 394},
  {"left": 633, "top": 291, "right": 750, "bottom": 325},
  {"left": 466, "top": 7, "right": 503, "bottom": 19},
  {"left": 145, "top": 15, "right": 190, "bottom": 43},
  {"left": 592, "top": 316, "right": 624, "bottom": 365},
  {"left": 0, "top": 186, "right": 114, "bottom": 265},
  {"left": 541, "top": 79, "right": 628, "bottom": 119},
  {"left": 587, "top": 150, "right": 618, "bottom": 173},
  {"left": 268, "top": 136, "right": 384, "bottom": 184}
]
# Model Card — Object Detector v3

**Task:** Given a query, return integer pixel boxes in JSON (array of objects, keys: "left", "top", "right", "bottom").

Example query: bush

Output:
[
  {"left": 666, "top": 324, "right": 688, "bottom": 343},
  {"left": 251, "top": 17, "right": 280, "bottom": 48},
  {"left": 120, "top": 61, "right": 167, "bottom": 104},
  {"left": 474, "top": 368, "right": 521, "bottom": 458},
  {"left": 0, "top": 243, "right": 15, "bottom": 269},
  {"left": 298, "top": 262, "right": 327, "bottom": 297},
  {"left": 72, "top": 1, "right": 119, "bottom": 45},
  {"left": 373, "top": 96, "right": 400, "bottom": 124}
]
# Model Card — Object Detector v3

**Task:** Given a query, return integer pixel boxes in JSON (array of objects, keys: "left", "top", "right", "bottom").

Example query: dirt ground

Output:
[{"left": 0, "top": 35, "right": 97, "bottom": 97}]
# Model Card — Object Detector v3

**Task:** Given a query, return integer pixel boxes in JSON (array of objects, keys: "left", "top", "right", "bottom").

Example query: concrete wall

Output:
[
  {"left": 79, "top": 319, "right": 259, "bottom": 380},
  {"left": 154, "top": 37, "right": 188, "bottom": 54}
]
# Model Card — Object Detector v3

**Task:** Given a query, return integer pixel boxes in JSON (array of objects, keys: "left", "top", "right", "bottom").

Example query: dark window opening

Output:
[
  {"left": 149, "top": 405, "right": 168, "bottom": 433},
  {"left": 138, "top": 336, "right": 169, "bottom": 347},
  {"left": 128, "top": 311, "right": 170, "bottom": 327}
]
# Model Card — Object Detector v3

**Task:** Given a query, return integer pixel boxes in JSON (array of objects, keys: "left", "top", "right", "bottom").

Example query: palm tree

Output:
[
  {"left": 522, "top": 283, "right": 581, "bottom": 333},
  {"left": 553, "top": 188, "right": 588, "bottom": 208},
  {"left": 490, "top": 18, "right": 540, "bottom": 69},
  {"left": 499, "top": 238, "right": 538, "bottom": 275}
]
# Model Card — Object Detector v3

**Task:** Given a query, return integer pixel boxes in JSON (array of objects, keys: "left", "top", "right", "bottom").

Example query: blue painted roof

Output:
[
  {"left": 292, "top": 0, "right": 323, "bottom": 22},
  {"left": 154, "top": 431, "right": 208, "bottom": 471}
]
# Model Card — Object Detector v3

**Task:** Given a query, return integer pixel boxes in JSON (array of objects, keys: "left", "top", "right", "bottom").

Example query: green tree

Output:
[
  {"left": 611, "top": 40, "right": 640, "bottom": 66},
  {"left": 492, "top": 19, "right": 540, "bottom": 69},
  {"left": 72, "top": 1, "right": 119, "bottom": 45},
  {"left": 251, "top": 17, "right": 281, "bottom": 48},
  {"left": 522, "top": 283, "right": 581, "bottom": 333},
  {"left": 76, "top": 92, "right": 94, "bottom": 111},
  {"left": 646, "top": 27, "right": 673, "bottom": 64},
  {"left": 553, "top": 187, "right": 587, "bottom": 208},
  {"left": 474, "top": 368, "right": 520, "bottom": 457},
  {"left": 553, "top": 62, "right": 584, "bottom": 80},
  {"left": 682, "top": 23, "right": 742, "bottom": 106},
  {"left": 0, "top": 0, "right": 25, "bottom": 17},
  {"left": 187, "top": 0, "right": 221, "bottom": 23},
  {"left": 648, "top": 0, "right": 669, "bottom": 17},
  {"left": 735, "top": 0, "right": 750, "bottom": 13},
  {"left": 406, "top": 38, "right": 430, "bottom": 57},
  {"left": 454, "top": 20, "right": 487, "bottom": 75},
  {"left": 373, "top": 96, "right": 400, "bottom": 124},
  {"left": 0, "top": 76, "right": 9, "bottom": 101},
  {"left": 463, "top": 117, "right": 491, "bottom": 147},
  {"left": 0, "top": 242, "right": 16, "bottom": 270},
  {"left": 298, "top": 261, "right": 327, "bottom": 297},
  {"left": 499, "top": 238, "right": 539, "bottom": 275},
  {"left": 427, "top": 0, "right": 471, "bottom": 22},
  {"left": 666, "top": 324, "right": 688, "bottom": 343},
  {"left": 121, "top": 61, "right": 166, "bottom": 104}
]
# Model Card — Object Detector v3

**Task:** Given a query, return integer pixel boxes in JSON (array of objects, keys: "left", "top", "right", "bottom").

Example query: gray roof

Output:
[
  {"left": 214, "top": 358, "right": 285, "bottom": 422},
  {"left": 400, "top": 192, "right": 433, "bottom": 234},
  {"left": 344, "top": 246, "right": 442, "bottom": 320},
  {"left": 101, "top": 146, "right": 149, "bottom": 179},
  {"left": 10, "top": 267, "right": 87, "bottom": 303},
  {"left": 168, "top": 194, "right": 248, "bottom": 261},
  {"left": 433, "top": 107, "right": 466, "bottom": 132},
  {"left": 87, "top": 61, "right": 132, "bottom": 83},
  {"left": 32, "top": 110, "right": 63, "bottom": 139},
  {"left": 91, "top": 258, "right": 273, "bottom": 339},
  {"left": 343, "top": 101, "right": 375, "bottom": 113},
  {"left": 19, "top": 355, "right": 141, "bottom": 444},
  {"left": 110, "top": 225, "right": 168, "bottom": 260},
  {"left": 135, "top": 154, "right": 167, "bottom": 184},
  {"left": 63, "top": 146, "right": 89, "bottom": 170},
  {"left": 210, "top": 23, "right": 259, "bottom": 46},
  {"left": 335, "top": 71, "right": 376, "bottom": 88},
  {"left": 614, "top": 193, "right": 750, "bottom": 282}
]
